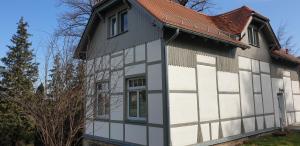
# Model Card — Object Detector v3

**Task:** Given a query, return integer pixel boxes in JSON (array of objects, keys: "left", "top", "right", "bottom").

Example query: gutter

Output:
[{"left": 164, "top": 28, "right": 180, "bottom": 146}]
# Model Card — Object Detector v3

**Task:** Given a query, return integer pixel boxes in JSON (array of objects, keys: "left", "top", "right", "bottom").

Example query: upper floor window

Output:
[
  {"left": 110, "top": 16, "right": 117, "bottom": 37},
  {"left": 127, "top": 77, "right": 147, "bottom": 121},
  {"left": 96, "top": 82, "right": 110, "bottom": 119},
  {"left": 120, "top": 11, "right": 128, "bottom": 33},
  {"left": 108, "top": 10, "right": 128, "bottom": 38},
  {"left": 248, "top": 26, "right": 260, "bottom": 47}
]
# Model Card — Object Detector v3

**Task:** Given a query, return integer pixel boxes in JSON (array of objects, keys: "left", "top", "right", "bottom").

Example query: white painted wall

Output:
[
  {"left": 94, "top": 121, "right": 109, "bottom": 138},
  {"left": 147, "top": 64, "right": 162, "bottom": 90},
  {"left": 85, "top": 120, "right": 94, "bottom": 135},
  {"left": 147, "top": 39, "right": 161, "bottom": 62},
  {"left": 169, "top": 93, "right": 198, "bottom": 124},
  {"left": 125, "top": 63, "right": 146, "bottom": 76},
  {"left": 135, "top": 44, "right": 146, "bottom": 62},
  {"left": 217, "top": 72, "right": 239, "bottom": 92},
  {"left": 272, "top": 78, "right": 283, "bottom": 127},
  {"left": 294, "top": 95, "right": 300, "bottom": 110},
  {"left": 111, "top": 55, "right": 123, "bottom": 70},
  {"left": 261, "top": 74, "right": 274, "bottom": 114},
  {"left": 292, "top": 81, "right": 300, "bottom": 94},
  {"left": 110, "top": 70, "right": 124, "bottom": 93},
  {"left": 256, "top": 116, "right": 264, "bottom": 130},
  {"left": 170, "top": 125, "right": 198, "bottom": 146},
  {"left": 243, "top": 117, "right": 255, "bottom": 133},
  {"left": 253, "top": 75, "right": 261, "bottom": 93},
  {"left": 125, "top": 124, "right": 147, "bottom": 145},
  {"left": 168, "top": 66, "right": 197, "bottom": 91},
  {"left": 240, "top": 71, "right": 255, "bottom": 116},
  {"left": 211, "top": 122, "right": 219, "bottom": 140},
  {"left": 201, "top": 123, "right": 210, "bottom": 142},
  {"left": 148, "top": 93, "right": 163, "bottom": 124},
  {"left": 219, "top": 94, "right": 241, "bottom": 119},
  {"left": 239, "top": 56, "right": 251, "bottom": 70},
  {"left": 196, "top": 54, "right": 216, "bottom": 65},
  {"left": 148, "top": 127, "right": 164, "bottom": 146},
  {"left": 197, "top": 65, "right": 219, "bottom": 121},
  {"left": 110, "top": 123, "right": 123, "bottom": 141},
  {"left": 284, "top": 77, "right": 294, "bottom": 112},
  {"left": 221, "top": 119, "right": 241, "bottom": 137},
  {"left": 251, "top": 60, "right": 260, "bottom": 73},
  {"left": 254, "top": 94, "right": 264, "bottom": 115},
  {"left": 95, "top": 55, "right": 110, "bottom": 71},
  {"left": 125, "top": 47, "right": 134, "bottom": 64},
  {"left": 110, "top": 95, "right": 123, "bottom": 121},
  {"left": 265, "top": 115, "right": 275, "bottom": 128},
  {"left": 260, "top": 61, "right": 270, "bottom": 73}
]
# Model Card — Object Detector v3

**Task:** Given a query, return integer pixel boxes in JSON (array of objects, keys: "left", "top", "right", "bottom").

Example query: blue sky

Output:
[{"left": 0, "top": 0, "right": 299, "bottom": 82}]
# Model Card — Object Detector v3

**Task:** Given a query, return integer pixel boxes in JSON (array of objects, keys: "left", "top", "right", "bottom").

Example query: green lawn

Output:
[{"left": 242, "top": 132, "right": 300, "bottom": 146}]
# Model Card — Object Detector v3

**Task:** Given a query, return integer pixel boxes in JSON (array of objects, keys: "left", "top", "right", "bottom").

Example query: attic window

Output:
[
  {"left": 248, "top": 26, "right": 260, "bottom": 47},
  {"left": 110, "top": 16, "right": 117, "bottom": 37},
  {"left": 120, "top": 11, "right": 128, "bottom": 33}
]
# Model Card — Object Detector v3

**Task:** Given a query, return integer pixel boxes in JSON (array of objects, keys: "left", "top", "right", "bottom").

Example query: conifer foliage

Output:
[{"left": 0, "top": 17, "right": 38, "bottom": 146}]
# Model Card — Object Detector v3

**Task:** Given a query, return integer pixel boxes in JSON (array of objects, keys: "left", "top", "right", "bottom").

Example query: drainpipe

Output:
[{"left": 164, "top": 28, "right": 180, "bottom": 146}]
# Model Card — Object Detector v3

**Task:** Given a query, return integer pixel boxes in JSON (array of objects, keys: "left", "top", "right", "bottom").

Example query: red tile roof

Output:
[
  {"left": 137, "top": 0, "right": 249, "bottom": 49},
  {"left": 272, "top": 49, "right": 300, "bottom": 64}
]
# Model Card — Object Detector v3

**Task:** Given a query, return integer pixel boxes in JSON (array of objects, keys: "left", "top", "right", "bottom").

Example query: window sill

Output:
[
  {"left": 126, "top": 118, "right": 147, "bottom": 124},
  {"left": 108, "top": 30, "right": 128, "bottom": 39},
  {"left": 95, "top": 115, "right": 109, "bottom": 121}
]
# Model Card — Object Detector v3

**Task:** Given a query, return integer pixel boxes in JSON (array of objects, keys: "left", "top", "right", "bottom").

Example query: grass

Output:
[{"left": 242, "top": 131, "right": 300, "bottom": 146}]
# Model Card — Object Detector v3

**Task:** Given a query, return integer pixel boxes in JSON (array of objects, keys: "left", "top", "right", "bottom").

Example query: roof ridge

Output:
[{"left": 212, "top": 6, "right": 253, "bottom": 17}]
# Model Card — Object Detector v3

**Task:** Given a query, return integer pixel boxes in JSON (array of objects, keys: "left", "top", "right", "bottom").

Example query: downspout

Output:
[{"left": 164, "top": 28, "right": 180, "bottom": 146}]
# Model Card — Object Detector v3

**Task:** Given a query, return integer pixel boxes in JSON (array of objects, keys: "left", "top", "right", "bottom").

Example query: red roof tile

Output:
[
  {"left": 272, "top": 49, "right": 300, "bottom": 64},
  {"left": 137, "top": 0, "right": 249, "bottom": 48}
]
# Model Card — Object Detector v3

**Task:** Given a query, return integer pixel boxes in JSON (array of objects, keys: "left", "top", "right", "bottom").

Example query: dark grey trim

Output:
[
  {"left": 239, "top": 68, "right": 252, "bottom": 72},
  {"left": 147, "top": 60, "right": 162, "bottom": 66},
  {"left": 258, "top": 62, "right": 267, "bottom": 129},
  {"left": 218, "top": 91, "right": 239, "bottom": 94},
  {"left": 251, "top": 60, "right": 258, "bottom": 131},
  {"left": 197, "top": 62, "right": 216, "bottom": 67},
  {"left": 293, "top": 93, "right": 300, "bottom": 95},
  {"left": 148, "top": 90, "right": 162, "bottom": 94},
  {"left": 125, "top": 60, "right": 146, "bottom": 67},
  {"left": 111, "top": 52, "right": 123, "bottom": 58},
  {"left": 215, "top": 61, "right": 222, "bottom": 139},
  {"left": 195, "top": 59, "right": 202, "bottom": 143},
  {"left": 124, "top": 73, "right": 146, "bottom": 79},
  {"left": 237, "top": 65, "right": 244, "bottom": 134},
  {"left": 170, "top": 122, "right": 198, "bottom": 128},
  {"left": 84, "top": 134, "right": 143, "bottom": 146},
  {"left": 261, "top": 72, "right": 271, "bottom": 75}
]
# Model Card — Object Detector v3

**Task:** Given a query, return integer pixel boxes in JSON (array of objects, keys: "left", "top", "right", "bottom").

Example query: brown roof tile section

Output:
[
  {"left": 212, "top": 6, "right": 253, "bottom": 34},
  {"left": 137, "top": 0, "right": 249, "bottom": 48},
  {"left": 272, "top": 49, "right": 300, "bottom": 64}
]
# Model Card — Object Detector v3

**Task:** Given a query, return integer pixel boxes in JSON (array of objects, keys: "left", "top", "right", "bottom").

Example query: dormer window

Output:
[
  {"left": 248, "top": 26, "right": 260, "bottom": 47},
  {"left": 109, "top": 16, "right": 117, "bottom": 37},
  {"left": 120, "top": 11, "right": 128, "bottom": 33}
]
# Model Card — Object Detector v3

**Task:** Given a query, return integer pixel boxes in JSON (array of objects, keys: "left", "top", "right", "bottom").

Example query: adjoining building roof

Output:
[{"left": 271, "top": 49, "right": 300, "bottom": 64}]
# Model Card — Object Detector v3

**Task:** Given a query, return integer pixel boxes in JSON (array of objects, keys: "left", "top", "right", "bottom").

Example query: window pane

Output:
[
  {"left": 248, "top": 28, "right": 253, "bottom": 45},
  {"left": 111, "top": 17, "right": 117, "bottom": 36},
  {"left": 104, "top": 94, "right": 110, "bottom": 115},
  {"left": 98, "top": 94, "right": 105, "bottom": 116},
  {"left": 139, "top": 90, "right": 147, "bottom": 118},
  {"left": 129, "top": 92, "right": 137, "bottom": 117},
  {"left": 120, "top": 12, "right": 128, "bottom": 32},
  {"left": 255, "top": 30, "right": 259, "bottom": 46}
]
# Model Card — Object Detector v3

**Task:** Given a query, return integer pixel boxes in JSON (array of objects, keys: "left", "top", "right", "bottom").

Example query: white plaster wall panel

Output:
[
  {"left": 196, "top": 54, "right": 216, "bottom": 65},
  {"left": 95, "top": 55, "right": 110, "bottom": 71},
  {"left": 259, "top": 61, "right": 270, "bottom": 73},
  {"left": 265, "top": 115, "right": 274, "bottom": 128},
  {"left": 254, "top": 94, "right": 264, "bottom": 115},
  {"left": 125, "top": 63, "right": 146, "bottom": 76},
  {"left": 239, "top": 71, "right": 255, "bottom": 116},
  {"left": 238, "top": 56, "right": 251, "bottom": 70},
  {"left": 111, "top": 55, "right": 123, "bottom": 70},
  {"left": 168, "top": 66, "right": 197, "bottom": 91},
  {"left": 110, "top": 70, "right": 124, "bottom": 93},
  {"left": 296, "top": 112, "right": 300, "bottom": 122},
  {"left": 261, "top": 74, "right": 274, "bottom": 114},
  {"left": 169, "top": 93, "right": 198, "bottom": 124},
  {"left": 211, "top": 122, "right": 219, "bottom": 140},
  {"left": 85, "top": 96, "right": 93, "bottom": 118},
  {"left": 110, "top": 95, "right": 123, "bottom": 121},
  {"left": 272, "top": 78, "right": 284, "bottom": 127},
  {"left": 256, "top": 116, "right": 264, "bottom": 130},
  {"left": 287, "top": 113, "right": 296, "bottom": 125},
  {"left": 125, "top": 47, "right": 134, "bottom": 64},
  {"left": 110, "top": 123, "right": 123, "bottom": 141},
  {"left": 197, "top": 65, "right": 219, "bottom": 121},
  {"left": 294, "top": 95, "right": 300, "bottom": 110},
  {"left": 94, "top": 121, "right": 109, "bottom": 138},
  {"left": 292, "top": 81, "right": 300, "bottom": 94},
  {"left": 147, "top": 64, "right": 162, "bottom": 90},
  {"left": 125, "top": 124, "right": 147, "bottom": 145},
  {"left": 251, "top": 60, "right": 260, "bottom": 73},
  {"left": 283, "top": 71, "right": 291, "bottom": 77},
  {"left": 148, "top": 93, "right": 163, "bottom": 124},
  {"left": 86, "top": 59, "right": 94, "bottom": 75},
  {"left": 147, "top": 39, "right": 161, "bottom": 62},
  {"left": 219, "top": 94, "right": 240, "bottom": 119},
  {"left": 201, "top": 124, "right": 210, "bottom": 142},
  {"left": 135, "top": 44, "right": 146, "bottom": 62},
  {"left": 85, "top": 120, "right": 93, "bottom": 135},
  {"left": 243, "top": 117, "right": 255, "bottom": 133},
  {"left": 86, "top": 76, "right": 94, "bottom": 95},
  {"left": 221, "top": 119, "right": 241, "bottom": 137},
  {"left": 217, "top": 71, "right": 239, "bottom": 92},
  {"left": 253, "top": 75, "right": 261, "bottom": 93},
  {"left": 170, "top": 125, "right": 198, "bottom": 146},
  {"left": 95, "top": 70, "right": 110, "bottom": 81},
  {"left": 284, "top": 77, "right": 295, "bottom": 112},
  {"left": 149, "top": 127, "right": 164, "bottom": 146}
]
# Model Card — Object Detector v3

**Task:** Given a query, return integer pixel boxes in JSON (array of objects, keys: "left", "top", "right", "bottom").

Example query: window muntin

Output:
[
  {"left": 110, "top": 16, "right": 117, "bottom": 37},
  {"left": 248, "top": 26, "right": 260, "bottom": 47},
  {"left": 127, "top": 77, "right": 147, "bottom": 121},
  {"left": 96, "top": 82, "right": 110, "bottom": 119},
  {"left": 120, "top": 11, "right": 128, "bottom": 33}
]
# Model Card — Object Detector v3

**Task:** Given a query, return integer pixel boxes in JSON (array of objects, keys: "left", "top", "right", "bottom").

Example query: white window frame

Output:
[
  {"left": 119, "top": 10, "right": 128, "bottom": 33},
  {"left": 248, "top": 26, "right": 260, "bottom": 47},
  {"left": 127, "top": 77, "right": 147, "bottom": 121},
  {"left": 109, "top": 16, "right": 117, "bottom": 37},
  {"left": 96, "top": 81, "right": 110, "bottom": 119}
]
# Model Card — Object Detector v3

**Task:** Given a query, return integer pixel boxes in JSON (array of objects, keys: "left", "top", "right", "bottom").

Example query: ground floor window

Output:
[{"left": 127, "top": 77, "right": 147, "bottom": 121}]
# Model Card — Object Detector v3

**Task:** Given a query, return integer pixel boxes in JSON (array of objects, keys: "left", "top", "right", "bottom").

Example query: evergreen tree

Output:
[
  {"left": 48, "top": 54, "right": 63, "bottom": 98},
  {"left": 0, "top": 17, "right": 38, "bottom": 146}
]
